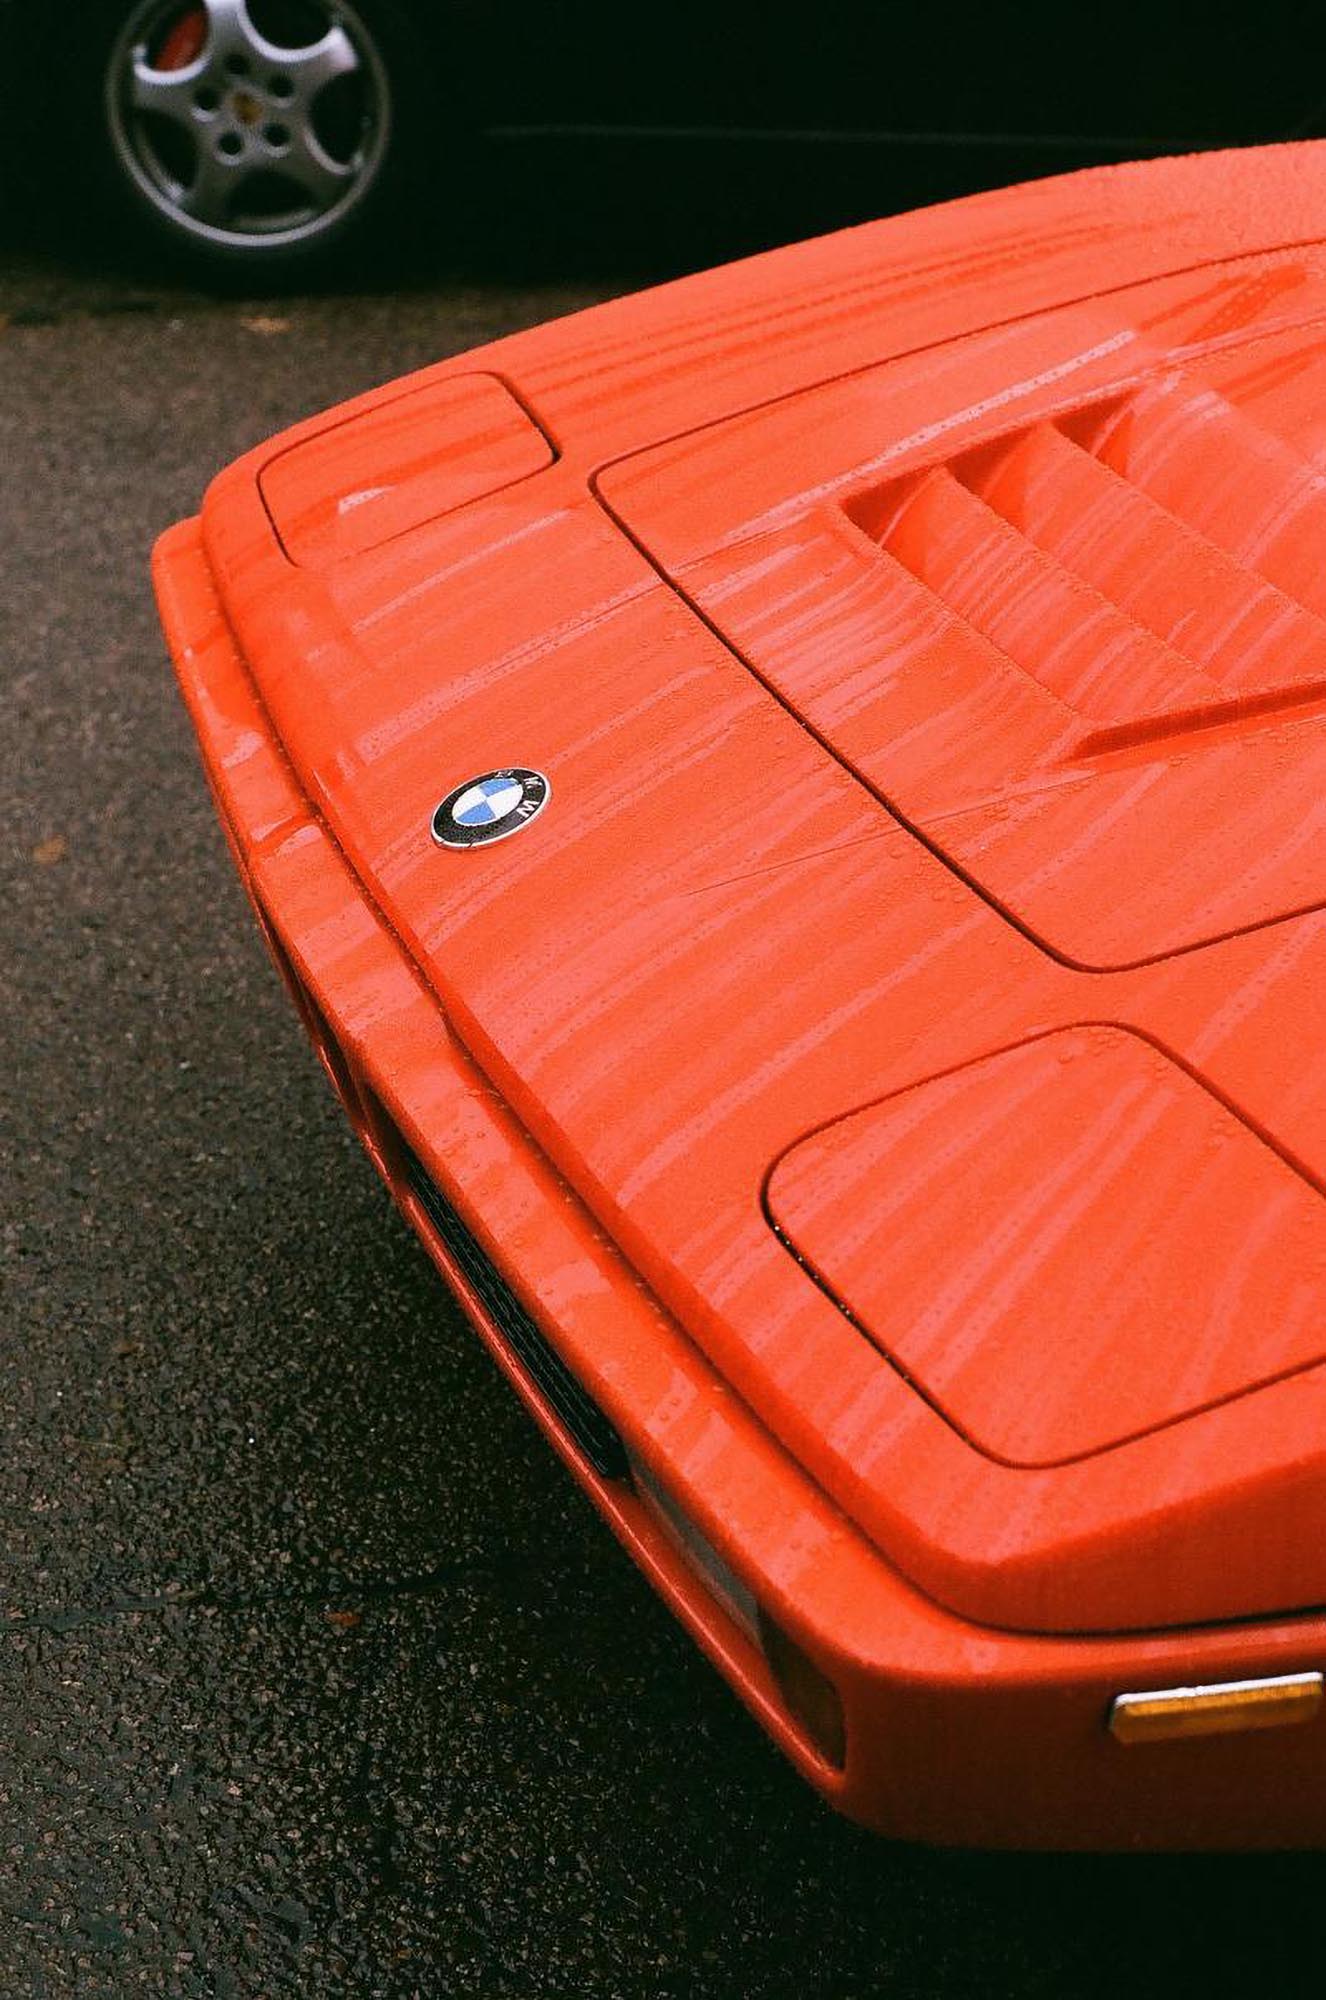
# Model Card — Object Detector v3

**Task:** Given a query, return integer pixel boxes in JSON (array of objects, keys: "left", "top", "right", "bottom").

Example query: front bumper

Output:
[{"left": 156, "top": 512, "right": 1326, "bottom": 1849}]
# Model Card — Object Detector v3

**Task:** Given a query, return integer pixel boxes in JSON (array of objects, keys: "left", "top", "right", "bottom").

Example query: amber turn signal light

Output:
[{"left": 1109, "top": 1672, "right": 1323, "bottom": 1745}]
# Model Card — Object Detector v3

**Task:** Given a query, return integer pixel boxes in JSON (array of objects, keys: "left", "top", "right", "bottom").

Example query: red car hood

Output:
[{"left": 198, "top": 146, "right": 1326, "bottom": 1635}]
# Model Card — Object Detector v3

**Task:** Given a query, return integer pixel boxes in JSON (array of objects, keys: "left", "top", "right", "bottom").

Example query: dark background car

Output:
[{"left": 4, "top": 0, "right": 1326, "bottom": 284}]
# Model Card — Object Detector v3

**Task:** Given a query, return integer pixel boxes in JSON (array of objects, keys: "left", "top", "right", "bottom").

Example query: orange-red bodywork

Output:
[{"left": 155, "top": 145, "right": 1326, "bottom": 1846}]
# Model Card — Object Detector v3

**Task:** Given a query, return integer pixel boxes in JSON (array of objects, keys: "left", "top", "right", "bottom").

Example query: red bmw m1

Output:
[{"left": 156, "top": 144, "right": 1326, "bottom": 1848}]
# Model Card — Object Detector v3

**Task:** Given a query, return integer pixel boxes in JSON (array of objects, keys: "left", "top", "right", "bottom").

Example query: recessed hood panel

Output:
[
  {"left": 600, "top": 251, "right": 1326, "bottom": 969},
  {"left": 769, "top": 1027, "right": 1326, "bottom": 1467},
  {"left": 260, "top": 373, "right": 554, "bottom": 568}
]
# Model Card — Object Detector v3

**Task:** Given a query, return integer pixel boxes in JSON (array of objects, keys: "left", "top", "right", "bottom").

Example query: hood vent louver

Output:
[
  {"left": 854, "top": 373, "right": 1326, "bottom": 758},
  {"left": 605, "top": 299, "right": 1326, "bottom": 968}
]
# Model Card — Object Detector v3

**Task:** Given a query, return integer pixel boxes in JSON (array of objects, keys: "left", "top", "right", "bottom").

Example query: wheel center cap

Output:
[{"left": 231, "top": 89, "right": 262, "bottom": 127}]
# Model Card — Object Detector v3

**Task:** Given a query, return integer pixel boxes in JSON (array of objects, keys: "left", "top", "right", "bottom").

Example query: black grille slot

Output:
[{"left": 400, "top": 1140, "right": 628, "bottom": 1481}]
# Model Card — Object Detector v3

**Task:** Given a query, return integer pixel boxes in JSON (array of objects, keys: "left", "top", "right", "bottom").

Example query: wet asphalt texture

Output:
[{"left": 3, "top": 237, "right": 1326, "bottom": 1998}]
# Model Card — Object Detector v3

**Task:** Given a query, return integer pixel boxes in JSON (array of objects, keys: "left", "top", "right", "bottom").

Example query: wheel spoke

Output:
[
  {"left": 128, "top": 56, "right": 199, "bottom": 131},
  {"left": 283, "top": 127, "right": 355, "bottom": 211},
  {"left": 177, "top": 144, "right": 238, "bottom": 227},
  {"left": 282, "top": 25, "right": 361, "bottom": 106},
  {"left": 200, "top": 0, "right": 261, "bottom": 62}
]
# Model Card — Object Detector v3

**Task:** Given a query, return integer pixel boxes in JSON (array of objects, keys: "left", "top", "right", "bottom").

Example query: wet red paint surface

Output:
[{"left": 158, "top": 146, "right": 1326, "bottom": 1844}]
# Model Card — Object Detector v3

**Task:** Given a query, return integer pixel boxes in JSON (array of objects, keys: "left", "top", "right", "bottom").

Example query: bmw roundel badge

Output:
[{"left": 431, "top": 768, "right": 550, "bottom": 849}]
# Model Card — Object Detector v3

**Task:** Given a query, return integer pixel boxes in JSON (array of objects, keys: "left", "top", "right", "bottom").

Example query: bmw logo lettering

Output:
[{"left": 431, "top": 768, "right": 550, "bottom": 849}]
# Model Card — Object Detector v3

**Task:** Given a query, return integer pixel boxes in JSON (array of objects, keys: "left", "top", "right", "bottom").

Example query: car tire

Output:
[{"left": 66, "top": 0, "right": 440, "bottom": 286}]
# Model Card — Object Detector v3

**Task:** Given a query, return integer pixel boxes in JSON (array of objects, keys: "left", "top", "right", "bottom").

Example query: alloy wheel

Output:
[{"left": 105, "top": 0, "right": 392, "bottom": 251}]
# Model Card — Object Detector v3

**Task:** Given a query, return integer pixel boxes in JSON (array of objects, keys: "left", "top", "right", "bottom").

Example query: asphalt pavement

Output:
[{"left": 3, "top": 242, "right": 1325, "bottom": 1997}]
